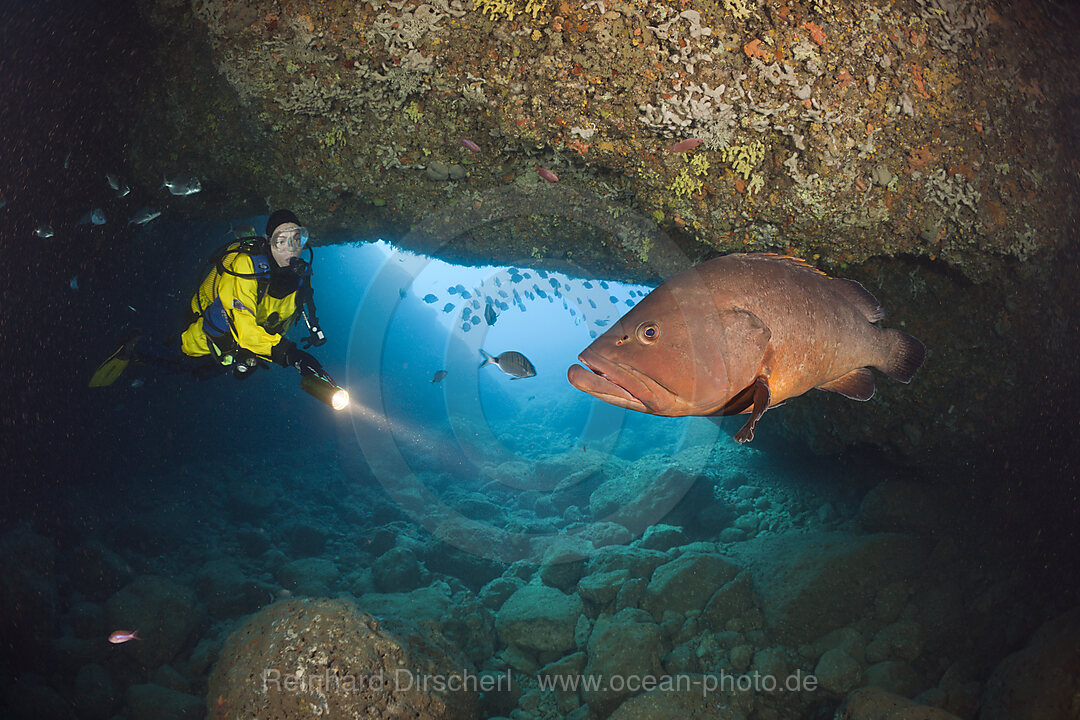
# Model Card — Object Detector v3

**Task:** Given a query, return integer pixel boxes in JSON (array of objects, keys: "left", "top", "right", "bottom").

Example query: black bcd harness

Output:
[{"left": 188, "top": 237, "right": 324, "bottom": 375}]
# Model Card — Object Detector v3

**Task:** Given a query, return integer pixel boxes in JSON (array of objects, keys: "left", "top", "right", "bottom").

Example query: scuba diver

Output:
[{"left": 91, "top": 210, "right": 346, "bottom": 408}]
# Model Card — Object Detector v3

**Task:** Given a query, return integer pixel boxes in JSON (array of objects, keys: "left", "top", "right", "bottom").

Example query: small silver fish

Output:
[
  {"left": 161, "top": 175, "right": 201, "bottom": 196},
  {"left": 479, "top": 349, "right": 536, "bottom": 379},
  {"left": 34, "top": 223, "right": 55, "bottom": 238},
  {"left": 77, "top": 208, "right": 106, "bottom": 225},
  {"left": 106, "top": 173, "right": 121, "bottom": 190},
  {"left": 129, "top": 207, "right": 161, "bottom": 225},
  {"left": 116, "top": 184, "right": 131, "bottom": 198}
]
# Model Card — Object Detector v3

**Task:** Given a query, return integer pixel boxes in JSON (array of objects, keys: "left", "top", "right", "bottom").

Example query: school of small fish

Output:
[
  {"left": 392, "top": 261, "right": 659, "bottom": 390},
  {"left": 26, "top": 152, "right": 203, "bottom": 243}
]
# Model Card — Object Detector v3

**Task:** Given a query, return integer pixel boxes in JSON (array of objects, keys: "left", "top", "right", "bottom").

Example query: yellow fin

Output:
[{"left": 89, "top": 342, "right": 133, "bottom": 387}]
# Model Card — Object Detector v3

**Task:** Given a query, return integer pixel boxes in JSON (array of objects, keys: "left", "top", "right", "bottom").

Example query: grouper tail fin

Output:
[{"left": 880, "top": 329, "right": 926, "bottom": 383}]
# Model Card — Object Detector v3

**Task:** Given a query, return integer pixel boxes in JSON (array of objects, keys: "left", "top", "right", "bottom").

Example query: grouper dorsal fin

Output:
[
  {"left": 830, "top": 278, "right": 885, "bottom": 323},
  {"left": 741, "top": 252, "right": 830, "bottom": 277},
  {"left": 742, "top": 254, "right": 887, "bottom": 320}
]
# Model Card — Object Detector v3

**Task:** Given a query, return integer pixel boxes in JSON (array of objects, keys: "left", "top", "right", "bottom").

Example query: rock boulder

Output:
[{"left": 207, "top": 597, "right": 477, "bottom": 720}]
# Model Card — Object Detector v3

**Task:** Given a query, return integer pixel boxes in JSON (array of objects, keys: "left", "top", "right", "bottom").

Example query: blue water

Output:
[
  {"left": 327, "top": 239, "right": 703, "bottom": 462},
  {"left": 299, "top": 237, "right": 759, "bottom": 563}
]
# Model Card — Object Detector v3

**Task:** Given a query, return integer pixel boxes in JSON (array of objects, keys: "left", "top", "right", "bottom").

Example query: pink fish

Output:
[
  {"left": 108, "top": 630, "right": 141, "bottom": 644},
  {"left": 537, "top": 166, "right": 559, "bottom": 182},
  {"left": 668, "top": 138, "right": 704, "bottom": 153},
  {"left": 460, "top": 138, "right": 481, "bottom": 152}
]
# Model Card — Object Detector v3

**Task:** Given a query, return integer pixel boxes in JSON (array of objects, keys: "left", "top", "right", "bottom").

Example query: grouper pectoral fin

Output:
[
  {"left": 734, "top": 376, "right": 771, "bottom": 444},
  {"left": 709, "top": 382, "right": 757, "bottom": 417},
  {"left": 817, "top": 367, "right": 876, "bottom": 401}
]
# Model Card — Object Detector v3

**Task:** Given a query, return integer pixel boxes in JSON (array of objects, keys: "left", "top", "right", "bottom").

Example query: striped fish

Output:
[{"left": 480, "top": 350, "right": 536, "bottom": 379}]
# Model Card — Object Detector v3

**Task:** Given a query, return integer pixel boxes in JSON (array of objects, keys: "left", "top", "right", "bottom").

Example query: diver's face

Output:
[{"left": 269, "top": 223, "right": 304, "bottom": 267}]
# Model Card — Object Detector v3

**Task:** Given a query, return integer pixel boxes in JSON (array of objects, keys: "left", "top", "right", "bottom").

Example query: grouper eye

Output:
[{"left": 636, "top": 322, "right": 660, "bottom": 344}]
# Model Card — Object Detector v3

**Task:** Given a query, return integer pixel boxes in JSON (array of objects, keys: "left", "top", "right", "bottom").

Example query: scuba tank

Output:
[{"left": 187, "top": 225, "right": 317, "bottom": 375}]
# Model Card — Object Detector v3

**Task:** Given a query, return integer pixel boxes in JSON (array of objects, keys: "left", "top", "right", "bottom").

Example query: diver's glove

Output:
[
  {"left": 301, "top": 322, "right": 326, "bottom": 349},
  {"left": 271, "top": 338, "right": 323, "bottom": 374}
]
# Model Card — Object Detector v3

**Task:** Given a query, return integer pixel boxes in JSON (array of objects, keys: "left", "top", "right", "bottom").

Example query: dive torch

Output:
[{"left": 300, "top": 365, "right": 350, "bottom": 411}]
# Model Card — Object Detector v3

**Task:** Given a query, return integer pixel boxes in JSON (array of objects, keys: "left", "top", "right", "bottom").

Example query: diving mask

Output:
[{"left": 270, "top": 225, "right": 310, "bottom": 251}]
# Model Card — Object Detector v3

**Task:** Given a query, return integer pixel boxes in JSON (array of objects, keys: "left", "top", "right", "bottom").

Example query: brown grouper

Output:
[{"left": 567, "top": 253, "right": 926, "bottom": 443}]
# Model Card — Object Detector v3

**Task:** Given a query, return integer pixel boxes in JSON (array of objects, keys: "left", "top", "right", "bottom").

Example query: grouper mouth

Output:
[{"left": 567, "top": 350, "right": 675, "bottom": 413}]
